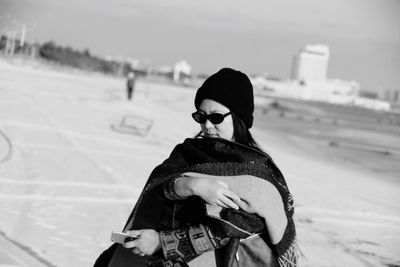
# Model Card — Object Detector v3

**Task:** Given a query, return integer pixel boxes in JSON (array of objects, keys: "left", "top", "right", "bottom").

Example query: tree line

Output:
[{"left": 38, "top": 41, "right": 128, "bottom": 75}]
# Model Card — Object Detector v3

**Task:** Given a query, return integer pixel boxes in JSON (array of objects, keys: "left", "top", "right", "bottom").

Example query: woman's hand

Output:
[
  {"left": 176, "top": 172, "right": 242, "bottom": 210},
  {"left": 123, "top": 229, "right": 161, "bottom": 256}
]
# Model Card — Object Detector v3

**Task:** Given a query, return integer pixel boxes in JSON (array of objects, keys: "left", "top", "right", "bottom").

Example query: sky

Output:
[{"left": 1, "top": 0, "right": 400, "bottom": 93}]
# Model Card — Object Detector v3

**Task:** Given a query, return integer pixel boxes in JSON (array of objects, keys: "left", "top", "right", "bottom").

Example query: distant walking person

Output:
[{"left": 126, "top": 71, "right": 136, "bottom": 100}]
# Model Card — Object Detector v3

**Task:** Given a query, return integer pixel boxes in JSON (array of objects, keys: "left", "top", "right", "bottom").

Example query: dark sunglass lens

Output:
[
  {"left": 192, "top": 112, "right": 206, "bottom": 123},
  {"left": 208, "top": 113, "right": 224, "bottom": 124}
]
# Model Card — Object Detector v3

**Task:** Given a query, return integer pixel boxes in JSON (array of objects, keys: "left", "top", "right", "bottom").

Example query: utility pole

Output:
[
  {"left": 20, "top": 23, "right": 26, "bottom": 47},
  {"left": 5, "top": 30, "right": 16, "bottom": 55},
  {"left": 1, "top": 14, "right": 35, "bottom": 55}
]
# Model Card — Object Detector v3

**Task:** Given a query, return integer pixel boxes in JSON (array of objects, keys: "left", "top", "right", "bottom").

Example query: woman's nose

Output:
[{"left": 204, "top": 119, "right": 214, "bottom": 129}]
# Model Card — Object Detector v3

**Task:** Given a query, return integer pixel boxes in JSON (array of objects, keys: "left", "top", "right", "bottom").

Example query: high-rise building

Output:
[{"left": 292, "top": 44, "right": 330, "bottom": 82}]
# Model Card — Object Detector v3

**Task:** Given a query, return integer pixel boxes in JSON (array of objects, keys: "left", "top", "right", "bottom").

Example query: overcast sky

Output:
[{"left": 1, "top": 0, "right": 399, "bottom": 92}]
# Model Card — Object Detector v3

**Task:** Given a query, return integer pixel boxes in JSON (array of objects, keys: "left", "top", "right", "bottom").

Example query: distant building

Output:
[
  {"left": 173, "top": 60, "right": 192, "bottom": 82},
  {"left": 353, "top": 97, "right": 391, "bottom": 111},
  {"left": 21, "top": 42, "right": 40, "bottom": 58},
  {"left": 0, "top": 34, "right": 39, "bottom": 58},
  {"left": 252, "top": 76, "right": 391, "bottom": 111},
  {"left": 156, "top": 65, "right": 173, "bottom": 75},
  {"left": 252, "top": 43, "right": 391, "bottom": 111},
  {"left": 384, "top": 89, "right": 400, "bottom": 103},
  {"left": 105, "top": 56, "right": 140, "bottom": 68},
  {"left": 252, "top": 76, "right": 359, "bottom": 103},
  {"left": 359, "top": 90, "right": 379, "bottom": 99},
  {"left": 292, "top": 44, "right": 330, "bottom": 82}
]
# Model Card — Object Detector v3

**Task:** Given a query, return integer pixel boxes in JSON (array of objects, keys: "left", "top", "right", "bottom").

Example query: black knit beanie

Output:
[{"left": 194, "top": 68, "right": 254, "bottom": 128}]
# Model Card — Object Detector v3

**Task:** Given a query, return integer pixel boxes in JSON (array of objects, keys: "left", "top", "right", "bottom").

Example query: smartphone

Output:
[{"left": 111, "top": 231, "right": 138, "bottom": 244}]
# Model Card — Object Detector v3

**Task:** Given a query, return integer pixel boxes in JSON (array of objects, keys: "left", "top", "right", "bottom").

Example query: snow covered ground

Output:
[{"left": 0, "top": 58, "right": 399, "bottom": 267}]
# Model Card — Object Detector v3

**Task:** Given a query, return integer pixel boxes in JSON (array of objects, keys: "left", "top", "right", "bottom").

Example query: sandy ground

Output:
[{"left": 0, "top": 58, "right": 399, "bottom": 267}]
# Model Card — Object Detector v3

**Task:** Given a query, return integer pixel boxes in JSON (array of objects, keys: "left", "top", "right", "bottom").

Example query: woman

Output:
[{"left": 95, "top": 68, "right": 298, "bottom": 267}]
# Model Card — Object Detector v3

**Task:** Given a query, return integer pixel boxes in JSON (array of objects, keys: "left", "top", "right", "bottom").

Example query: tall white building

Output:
[{"left": 292, "top": 44, "right": 330, "bottom": 82}]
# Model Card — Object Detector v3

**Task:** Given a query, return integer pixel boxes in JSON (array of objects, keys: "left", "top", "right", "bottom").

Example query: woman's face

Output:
[{"left": 198, "top": 99, "right": 234, "bottom": 140}]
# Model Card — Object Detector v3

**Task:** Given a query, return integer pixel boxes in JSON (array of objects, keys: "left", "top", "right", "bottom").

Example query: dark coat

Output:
[{"left": 94, "top": 137, "right": 298, "bottom": 267}]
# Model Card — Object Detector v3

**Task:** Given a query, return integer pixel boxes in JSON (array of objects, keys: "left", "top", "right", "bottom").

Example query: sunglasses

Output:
[{"left": 192, "top": 111, "right": 231, "bottom": 125}]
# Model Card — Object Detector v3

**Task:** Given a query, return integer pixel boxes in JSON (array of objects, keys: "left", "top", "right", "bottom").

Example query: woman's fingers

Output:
[
  {"left": 214, "top": 189, "right": 240, "bottom": 209},
  {"left": 217, "top": 181, "right": 241, "bottom": 209},
  {"left": 132, "top": 247, "right": 141, "bottom": 255},
  {"left": 123, "top": 239, "right": 137, "bottom": 248},
  {"left": 185, "top": 176, "right": 242, "bottom": 210},
  {"left": 215, "top": 199, "right": 229, "bottom": 208},
  {"left": 223, "top": 189, "right": 241, "bottom": 205},
  {"left": 220, "top": 195, "right": 239, "bottom": 210},
  {"left": 236, "top": 198, "right": 251, "bottom": 211},
  {"left": 126, "top": 230, "right": 142, "bottom": 237},
  {"left": 132, "top": 247, "right": 146, "bottom": 256},
  {"left": 123, "top": 229, "right": 161, "bottom": 256},
  {"left": 123, "top": 230, "right": 141, "bottom": 248}
]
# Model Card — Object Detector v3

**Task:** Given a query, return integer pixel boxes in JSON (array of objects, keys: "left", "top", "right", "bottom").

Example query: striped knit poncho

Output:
[{"left": 95, "top": 137, "right": 299, "bottom": 267}]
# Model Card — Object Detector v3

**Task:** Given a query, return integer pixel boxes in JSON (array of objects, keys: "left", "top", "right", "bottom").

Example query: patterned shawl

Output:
[{"left": 101, "top": 137, "right": 298, "bottom": 267}]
